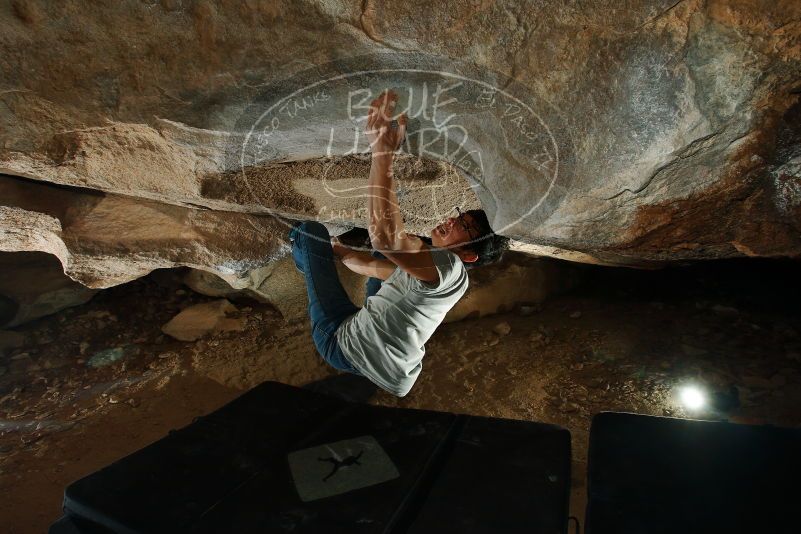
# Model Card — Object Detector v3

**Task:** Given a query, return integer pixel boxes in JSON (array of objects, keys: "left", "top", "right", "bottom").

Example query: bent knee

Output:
[
  {"left": 291, "top": 221, "right": 329, "bottom": 246},
  {"left": 297, "top": 221, "right": 328, "bottom": 238}
]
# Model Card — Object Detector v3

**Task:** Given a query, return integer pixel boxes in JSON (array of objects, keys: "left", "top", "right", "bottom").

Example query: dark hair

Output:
[{"left": 462, "top": 209, "right": 510, "bottom": 268}]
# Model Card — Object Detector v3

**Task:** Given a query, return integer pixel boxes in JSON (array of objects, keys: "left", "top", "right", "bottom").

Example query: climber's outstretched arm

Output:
[{"left": 365, "top": 90, "right": 439, "bottom": 284}]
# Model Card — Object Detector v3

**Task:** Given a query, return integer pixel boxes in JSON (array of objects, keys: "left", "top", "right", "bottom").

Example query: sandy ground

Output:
[{"left": 1, "top": 261, "right": 800, "bottom": 533}]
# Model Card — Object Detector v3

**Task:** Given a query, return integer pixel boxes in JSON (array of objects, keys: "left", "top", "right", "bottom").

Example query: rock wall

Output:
[
  {"left": 0, "top": 175, "right": 286, "bottom": 288},
  {"left": 0, "top": 252, "right": 98, "bottom": 328},
  {"left": 1, "top": 0, "right": 800, "bottom": 282}
]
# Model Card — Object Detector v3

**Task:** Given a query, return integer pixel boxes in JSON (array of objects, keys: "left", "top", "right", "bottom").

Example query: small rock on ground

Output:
[
  {"left": 493, "top": 322, "right": 511, "bottom": 336},
  {"left": 161, "top": 299, "right": 246, "bottom": 342}
]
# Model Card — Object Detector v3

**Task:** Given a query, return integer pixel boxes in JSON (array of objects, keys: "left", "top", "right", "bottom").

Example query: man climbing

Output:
[{"left": 290, "top": 89, "right": 509, "bottom": 397}]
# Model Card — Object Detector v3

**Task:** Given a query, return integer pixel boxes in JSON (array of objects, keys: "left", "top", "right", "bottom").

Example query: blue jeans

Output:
[{"left": 290, "top": 221, "right": 362, "bottom": 374}]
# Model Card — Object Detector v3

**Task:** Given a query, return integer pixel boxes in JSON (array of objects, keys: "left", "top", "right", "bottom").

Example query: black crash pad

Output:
[
  {"left": 586, "top": 412, "right": 801, "bottom": 534},
  {"left": 54, "top": 381, "right": 571, "bottom": 533}
]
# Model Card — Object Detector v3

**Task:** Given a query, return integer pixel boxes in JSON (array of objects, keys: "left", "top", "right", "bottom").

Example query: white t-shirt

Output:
[{"left": 336, "top": 247, "right": 469, "bottom": 397}]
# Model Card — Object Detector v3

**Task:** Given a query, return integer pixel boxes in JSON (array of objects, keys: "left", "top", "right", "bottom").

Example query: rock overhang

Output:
[{"left": 0, "top": 0, "right": 798, "bottom": 283}]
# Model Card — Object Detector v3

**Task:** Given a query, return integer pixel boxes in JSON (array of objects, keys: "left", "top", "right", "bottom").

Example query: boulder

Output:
[
  {"left": 445, "top": 253, "right": 582, "bottom": 322},
  {"left": 0, "top": 251, "right": 98, "bottom": 328},
  {"left": 161, "top": 299, "right": 246, "bottom": 342},
  {"left": 0, "top": 0, "right": 797, "bottom": 266},
  {"left": 0, "top": 174, "right": 287, "bottom": 288}
]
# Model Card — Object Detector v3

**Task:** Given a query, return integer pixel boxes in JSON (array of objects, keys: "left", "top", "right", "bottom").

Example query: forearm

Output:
[
  {"left": 367, "top": 154, "right": 404, "bottom": 250},
  {"left": 340, "top": 250, "right": 396, "bottom": 280}
]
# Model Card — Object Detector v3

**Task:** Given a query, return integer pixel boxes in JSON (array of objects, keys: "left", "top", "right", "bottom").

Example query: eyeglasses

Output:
[{"left": 455, "top": 206, "right": 476, "bottom": 242}]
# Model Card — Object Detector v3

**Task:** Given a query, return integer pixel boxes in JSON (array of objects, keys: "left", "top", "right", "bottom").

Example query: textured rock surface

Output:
[
  {"left": 1, "top": 0, "right": 800, "bottom": 272},
  {"left": 0, "top": 252, "right": 98, "bottom": 328},
  {"left": 0, "top": 174, "right": 287, "bottom": 288}
]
